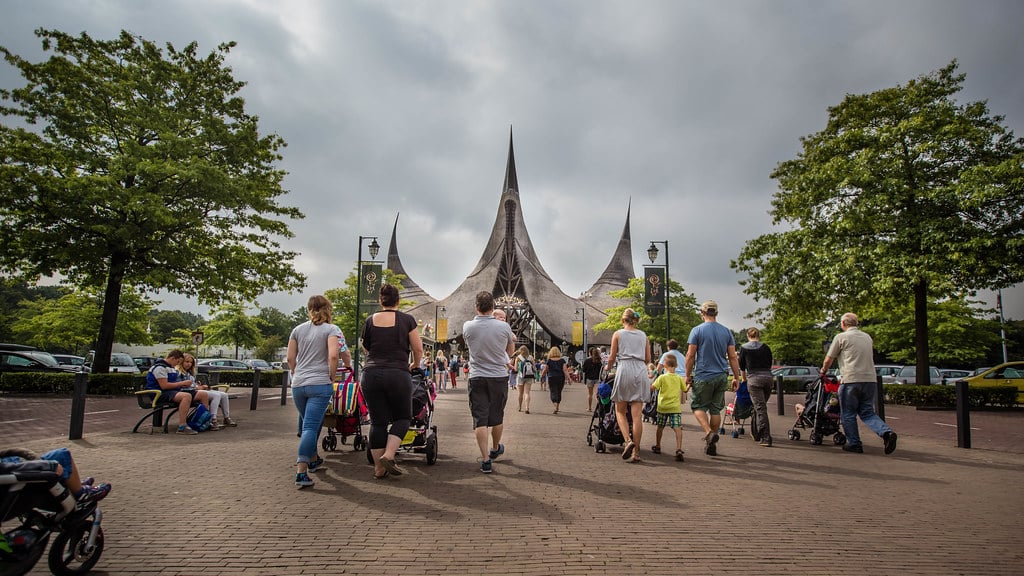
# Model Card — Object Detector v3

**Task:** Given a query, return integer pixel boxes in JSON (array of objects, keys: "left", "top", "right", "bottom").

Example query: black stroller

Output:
[
  {"left": 586, "top": 378, "right": 633, "bottom": 454},
  {"left": 787, "top": 374, "right": 847, "bottom": 446}
]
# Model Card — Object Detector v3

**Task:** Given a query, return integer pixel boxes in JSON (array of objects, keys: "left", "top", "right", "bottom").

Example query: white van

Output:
[{"left": 84, "top": 351, "right": 141, "bottom": 374}]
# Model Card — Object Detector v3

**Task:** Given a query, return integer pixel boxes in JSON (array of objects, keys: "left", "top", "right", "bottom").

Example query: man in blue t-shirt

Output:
[
  {"left": 685, "top": 300, "right": 741, "bottom": 456},
  {"left": 656, "top": 339, "right": 687, "bottom": 377}
]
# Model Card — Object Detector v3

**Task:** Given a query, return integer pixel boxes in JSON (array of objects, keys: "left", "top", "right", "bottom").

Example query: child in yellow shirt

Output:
[{"left": 650, "top": 354, "right": 688, "bottom": 461}]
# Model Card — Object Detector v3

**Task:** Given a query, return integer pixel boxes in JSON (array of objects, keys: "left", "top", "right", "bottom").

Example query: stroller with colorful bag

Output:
[
  {"left": 586, "top": 376, "right": 633, "bottom": 454},
  {"left": 322, "top": 368, "right": 368, "bottom": 452},
  {"left": 720, "top": 380, "right": 754, "bottom": 438},
  {"left": 364, "top": 368, "right": 439, "bottom": 465}
]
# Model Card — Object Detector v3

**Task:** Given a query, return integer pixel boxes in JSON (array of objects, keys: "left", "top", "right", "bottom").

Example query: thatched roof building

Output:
[{"left": 390, "top": 130, "right": 635, "bottom": 356}]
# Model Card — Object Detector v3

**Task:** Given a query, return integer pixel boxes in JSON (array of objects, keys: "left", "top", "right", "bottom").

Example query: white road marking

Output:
[
  {"left": 0, "top": 419, "right": 38, "bottom": 424},
  {"left": 85, "top": 410, "right": 120, "bottom": 415},
  {"left": 934, "top": 422, "right": 980, "bottom": 430}
]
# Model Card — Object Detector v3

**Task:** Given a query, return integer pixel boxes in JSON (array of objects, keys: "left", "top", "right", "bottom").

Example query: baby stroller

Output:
[
  {"left": 322, "top": 369, "right": 368, "bottom": 452},
  {"left": 721, "top": 381, "right": 753, "bottom": 438},
  {"left": 364, "top": 369, "right": 438, "bottom": 465},
  {"left": 787, "top": 374, "right": 847, "bottom": 446},
  {"left": 1, "top": 458, "right": 107, "bottom": 576},
  {"left": 586, "top": 378, "right": 633, "bottom": 454}
]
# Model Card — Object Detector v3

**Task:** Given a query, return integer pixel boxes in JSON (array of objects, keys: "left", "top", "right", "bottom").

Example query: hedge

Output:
[
  {"left": 883, "top": 384, "right": 1018, "bottom": 409},
  {"left": 0, "top": 370, "right": 287, "bottom": 395}
]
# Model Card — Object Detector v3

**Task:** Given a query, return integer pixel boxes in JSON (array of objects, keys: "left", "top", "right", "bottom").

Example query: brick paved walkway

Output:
[{"left": 4, "top": 383, "right": 1024, "bottom": 575}]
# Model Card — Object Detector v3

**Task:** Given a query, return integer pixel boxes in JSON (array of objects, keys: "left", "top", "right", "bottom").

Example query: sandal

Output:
[
  {"left": 373, "top": 470, "right": 390, "bottom": 480},
  {"left": 380, "top": 457, "right": 404, "bottom": 476},
  {"left": 630, "top": 448, "right": 642, "bottom": 463},
  {"left": 651, "top": 445, "right": 661, "bottom": 454}
]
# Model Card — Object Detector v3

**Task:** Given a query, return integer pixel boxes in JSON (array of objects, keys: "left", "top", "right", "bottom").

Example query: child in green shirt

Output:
[{"left": 650, "top": 354, "right": 688, "bottom": 461}]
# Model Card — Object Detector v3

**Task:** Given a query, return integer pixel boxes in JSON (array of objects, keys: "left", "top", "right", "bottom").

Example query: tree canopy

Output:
[
  {"left": 592, "top": 277, "right": 702, "bottom": 347},
  {"left": 0, "top": 29, "right": 305, "bottom": 371},
  {"left": 733, "top": 61, "right": 1024, "bottom": 376}
]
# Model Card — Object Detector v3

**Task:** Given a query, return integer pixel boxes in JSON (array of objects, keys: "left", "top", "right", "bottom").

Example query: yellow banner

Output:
[
  {"left": 572, "top": 321, "right": 583, "bottom": 346},
  {"left": 437, "top": 318, "right": 449, "bottom": 343}
]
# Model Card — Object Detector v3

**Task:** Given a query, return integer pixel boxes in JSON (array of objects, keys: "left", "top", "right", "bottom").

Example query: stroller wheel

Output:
[
  {"left": 833, "top": 433, "right": 846, "bottom": 446},
  {"left": 788, "top": 429, "right": 800, "bottom": 441},
  {"left": 718, "top": 426, "right": 725, "bottom": 435},
  {"left": 731, "top": 431, "right": 739, "bottom": 439},
  {"left": 810, "top": 433, "right": 823, "bottom": 445},
  {"left": 596, "top": 440, "right": 606, "bottom": 453},
  {"left": 426, "top": 434, "right": 438, "bottom": 465},
  {"left": 738, "top": 426, "right": 745, "bottom": 435},
  {"left": 353, "top": 435, "right": 365, "bottom": 451},
  {"left": 321, "top": 437, "right": 331, "bottom": 452},
  {"left": 587, "top": 432, "right": 593, "bottom": 446}
]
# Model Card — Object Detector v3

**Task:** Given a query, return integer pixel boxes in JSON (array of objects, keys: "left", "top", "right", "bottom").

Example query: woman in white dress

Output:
[{"left": 606, "top": 308, "right": 650, "bottom": 462}]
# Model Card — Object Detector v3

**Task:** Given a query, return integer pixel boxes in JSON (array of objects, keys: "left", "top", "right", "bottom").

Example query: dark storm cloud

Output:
[{"left": 2, "top": 0, "right": 1021, "bottom": 325}]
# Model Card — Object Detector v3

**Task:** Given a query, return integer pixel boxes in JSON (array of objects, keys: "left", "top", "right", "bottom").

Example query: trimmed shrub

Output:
[{"left": 883, "top": 384, "right": 1018, "bottom": 408}]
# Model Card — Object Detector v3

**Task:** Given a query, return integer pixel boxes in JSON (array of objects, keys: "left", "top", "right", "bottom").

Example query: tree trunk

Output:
[
  {"left": 914, "top": 279, "right": 930, "bottom": 385},
  {"left": 92, "top": 253, "right": 128, "bottom": 374}
]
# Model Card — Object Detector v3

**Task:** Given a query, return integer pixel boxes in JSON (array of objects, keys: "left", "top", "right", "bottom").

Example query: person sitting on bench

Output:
[{"left": 145, "top": 349, "right": 210, "bottom": 435}]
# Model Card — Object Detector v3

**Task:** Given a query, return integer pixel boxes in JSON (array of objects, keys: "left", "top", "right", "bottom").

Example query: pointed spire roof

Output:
[
  {"left": 386, "top": 213, "right": 434, "bottom": 307},
  {"left": 393, "top": 130, "right": 634, "bottom": 346}
]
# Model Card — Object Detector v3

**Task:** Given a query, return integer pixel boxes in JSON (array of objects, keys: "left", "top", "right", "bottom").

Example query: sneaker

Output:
[
  {"left": 883, "top": 431, "right": 898, "bottom": 454},
  {"left": 76, "top": 483, "right": 111, "bottom": 503},
  {"left": 704, "top": 432, "right": 719, "bottom": 456},
  {"left": 675, "top": 449, "right": 685, "bottom": 462},
  {"left": 650, "top": 445, "right": 661, "bottom": 454},
  {"left": 295, "top": 473, "right": 315, "bottom": 488},
  {"left": 223, "top": 417, "right": 237, "bottom": 427},
  {"left": 81, "top": 476, "right": 94, "bottom": 487},
  {"left": 759, "top": 437, "right": 773, "bottom": 447},
  {"left": 842, "top": 444, "right": 864, "bottom": 453},
  {"left": 176, "top": 425, "right": 198, "bottom": 435},
  {"left": 307, "top": 457, "right": 326, "bottom": 473},
  {"left": 209, "top": 418, "right": 224, "bottom": 430},
  {"left": 488, "top": 443, "right": 505, "bottom": 461},
  {"left": 480, "top": 459, "right": 493, "bottom": 474}
]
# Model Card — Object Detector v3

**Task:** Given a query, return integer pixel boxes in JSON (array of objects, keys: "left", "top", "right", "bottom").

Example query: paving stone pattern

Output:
[{"left": 3, "top": 384, "right": 1023, "bottom": 575}]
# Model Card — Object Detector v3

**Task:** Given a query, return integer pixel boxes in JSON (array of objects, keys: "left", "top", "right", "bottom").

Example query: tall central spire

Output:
[{"left": 503, "top": 126, "right": 518, "bottom": 195}]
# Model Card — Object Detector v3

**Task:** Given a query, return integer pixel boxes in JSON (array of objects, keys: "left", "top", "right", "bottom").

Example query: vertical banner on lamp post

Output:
[
  {"left": 436, "top": 318, "right": 449, "bottom": 343},
  {"left": 572, "top": 321, "right": 583, "bottom": 346},
  {"left": 359, "top": 263, "right": 383, "bottom": 315},
  {"left": 644, "top": 266, "right": 666, "bottom": 316}
]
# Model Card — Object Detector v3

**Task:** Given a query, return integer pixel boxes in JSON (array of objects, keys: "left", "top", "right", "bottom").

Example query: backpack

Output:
[
  {"left": 521, "top": 359, "right": 535, "bottom": 378},
  {"left": 187, "top": 404, "right": 213, "bottom": 432}
]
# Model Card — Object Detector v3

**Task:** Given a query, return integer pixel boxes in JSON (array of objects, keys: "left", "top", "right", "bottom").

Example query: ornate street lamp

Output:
[
  {"left": 648, "top": 240, "right": 670, "bottom": 342},
  {"left": 353, "top": 235, "right": 380, "bottom": 379}
]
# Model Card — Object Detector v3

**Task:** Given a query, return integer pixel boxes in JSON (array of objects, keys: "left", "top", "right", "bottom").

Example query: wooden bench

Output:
[{"left": 132, "top": 375, "right": 229, "bottom": 433}]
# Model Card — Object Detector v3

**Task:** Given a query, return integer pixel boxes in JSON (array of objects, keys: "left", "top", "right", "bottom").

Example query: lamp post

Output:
[
  {"left": 648, "top": 240, "right": 670, "bottom": 343},
  {"left": 998, "top": 289, "right": 1008, "bottom": 364},
  {"left": 578, "top": 291, "right": 592, "bottom": 355},
  {"left": 353, "top": 235, "right": 380, "bottom": 380}
]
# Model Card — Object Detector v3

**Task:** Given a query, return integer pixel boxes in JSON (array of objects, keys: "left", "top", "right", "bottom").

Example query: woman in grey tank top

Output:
[{"left": 606, "top": 308, "right": 650, "bottom": 462}]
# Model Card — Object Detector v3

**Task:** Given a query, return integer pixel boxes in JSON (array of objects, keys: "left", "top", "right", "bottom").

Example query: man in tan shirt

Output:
[{"left": 821, "top": 312, "right": 897, "bottom": 454}]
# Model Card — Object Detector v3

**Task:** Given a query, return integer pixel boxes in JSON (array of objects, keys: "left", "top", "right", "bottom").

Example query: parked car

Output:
[
  {"left": 771, "top": 366, "right": 819, "bottom": 391},
  {"left": 876, "top": 364, "right": 903, "bottom": 383},
  {"left": 893, "top": 365, "right": 942, "bottom": 385},
  {"left": 955, "top": 361, "right": 1024, "bottom": 403},
  {"left": 83, "top": 351, "right": 141, "bottom": 374},
  {"left": 0, "top": 349, "right": 72, "bottom": 374},
  {"left": 269, "top": 361, "right": 284, "bottom": 370},
  {"left": 133, "top": 356, "right": 163, "bottom": 371},
  {"left": 51, "top": 354, "right": 87, "bottom": 372},
  {"left": 939, "top": 369, "right": 971, "bottom": 384},
  {"left": 246, "top": 359, "right": 272, "bottom": 371},
  {"left": 196, "top": 358, "right": 250, "bottom": 373}
]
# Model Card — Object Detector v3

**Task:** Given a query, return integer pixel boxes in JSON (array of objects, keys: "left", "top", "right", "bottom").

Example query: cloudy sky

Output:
[{"left": 3, "top": 0, "right": 1022, "bottom": 329}]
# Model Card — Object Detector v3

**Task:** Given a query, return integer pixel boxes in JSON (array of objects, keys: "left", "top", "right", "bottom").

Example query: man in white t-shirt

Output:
[{"left": 463, "top": 292, "right": 516, "bottom": 474}]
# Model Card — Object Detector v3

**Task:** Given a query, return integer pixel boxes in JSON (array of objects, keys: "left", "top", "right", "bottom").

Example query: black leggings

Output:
[
  {"left": 361, "top": 367, "right": 412, "bottom": 450},
  {"left": 549, "top": 376, "right": 565, "bottom": 403}
]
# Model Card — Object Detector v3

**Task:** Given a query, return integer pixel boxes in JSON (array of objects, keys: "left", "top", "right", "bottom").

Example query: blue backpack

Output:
[{"left": 187, "top": 404, "right": 213, "bottom": 432}]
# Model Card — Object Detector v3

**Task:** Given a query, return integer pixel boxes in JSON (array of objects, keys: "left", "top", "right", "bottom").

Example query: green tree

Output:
[
  {"left": 256, "top": 306, "right": 292, "bottom": 341},
  {"left": 733, "top": 61, "right": 1024, "bottom": 381},
  {"left": 254, "top": 335, "right": 284, "bottom": 363},
  {"left": 0, "top": 29, "right": 305, "bottom": 372},
  {"left": 0, "top": 279, "right": 62, "bottom": 342},
  {"left": 592, "top": 277, "right": 702, "bottom": 346},
  {"left": 202, "top": 303, "right": 261, "bottom": 359},
  {"left": 149, "top": 310, "right": 191, "bottom": 343},
  {"left": 761, "top": 313, "right": 831, "bottom": 366},
  {"left": 12, "top": 288, "right": 152, "bottom": 353},
  {"left": 325, "top": 268, "right": 413, "bottom": 346},
  {"left": 861, "top": 297, "right": 999, "bottom": 367}
]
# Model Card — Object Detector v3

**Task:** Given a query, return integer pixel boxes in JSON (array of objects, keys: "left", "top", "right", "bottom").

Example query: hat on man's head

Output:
[{"left": 700, "top": 300, "right": 718, "bottom": 315}]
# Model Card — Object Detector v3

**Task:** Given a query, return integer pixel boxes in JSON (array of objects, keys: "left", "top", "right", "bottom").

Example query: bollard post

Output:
[
  {"left": 68, "top": 371, "right": 88, "bottom": 440},
  {"left": 280, "top": 370, "right": 289, "bottom": 405},
  {"left": 775, "top": 375, "right": 785, "bottom": 416},
  {"left": 250, "top": 368, "right": 261, "bottom": 411},
  {"left": 955, "top": 381, "right": 971, "bottom": 449},
  {"left": 876, "top": 375, "right": 886, "bottom": 421}
]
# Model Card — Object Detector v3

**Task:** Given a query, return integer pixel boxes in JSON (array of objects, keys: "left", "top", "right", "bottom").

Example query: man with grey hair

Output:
[{"left": 821, "top": 312, "right": 897, "bottom": 454}]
